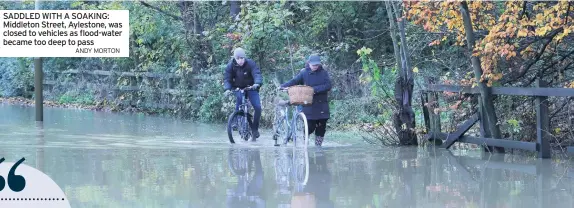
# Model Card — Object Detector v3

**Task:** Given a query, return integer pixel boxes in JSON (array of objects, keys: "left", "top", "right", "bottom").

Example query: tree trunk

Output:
[
  {"left": 460, "top": 1, "right": 504, "bottom": 153},
  {"left": 230, "top": 1, "right": 241, "bottom": 21},
  {"left": 385, "top": 2, "right": 401, "bottom": 74},
  {"left": 229, "top": 1, "right": 241, "bottom": 54},
  {"left": 387, "top": 2, "right": 417, "bottom": 146}
]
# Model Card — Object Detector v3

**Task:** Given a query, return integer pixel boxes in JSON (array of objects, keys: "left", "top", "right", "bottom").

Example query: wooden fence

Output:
[
  {"left": 42, "top": 69, "right": 218, "bottom": 109},
  {"left": 421, "top": 79, "right": 574, "bottom": 158}
]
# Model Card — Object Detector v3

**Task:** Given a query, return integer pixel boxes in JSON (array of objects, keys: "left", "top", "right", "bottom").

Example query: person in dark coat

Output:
[
  {"left": 280, "top": 54, "right": 332, "bottom": 146},
  {"left": 291, "top": 148, "right": 334, "bottom": 207},
  {"left": 224, "top": 48, "right": 263, "bottom": 139}
]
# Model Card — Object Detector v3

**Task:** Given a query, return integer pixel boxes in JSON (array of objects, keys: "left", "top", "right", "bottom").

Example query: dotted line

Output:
[{"left": 0, "top": 198, "right": 65, "bottom": 201}]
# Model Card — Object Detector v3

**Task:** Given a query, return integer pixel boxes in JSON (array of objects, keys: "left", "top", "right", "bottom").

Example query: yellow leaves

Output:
[
  {"left": 483, "top": 41, "right": 493, "bottom": 49},
  {"left": 448, "top": 10, "right": 457, "bottom": 18},
  {"left": 568, "top": 81, "right": 574, "bottom": 88},
  {"left": 564, "top": 27, "right": 572, "bottom": 36},
  {"left": 356, "top": 47, "right": 373, "bottom": 56},
  {"left": 505, "top": 26, "right": 516, "bottom": 37},
  {"left": 490, "top": 73, "right": 503, "bottom": 81},
  {"left": 533, "top": 3, "right": 547, "bottom": 11},
  {"left": 517, "top": 28, "right": 529, "bottom": 37},
  {"left": 519, "top": 19, "right": 535, "bottom": 27},
  {"left": 534, "top": 13, "right": 545, "bottom": 24},
  {"left": 413, "top": 67, "right": 419, "bottom": 73},
  {"left": 557, "top": 26, "right": 572, "bottom": 41},
  {"left": 535, "top": 25, "right": 551, "bottom": 37}
]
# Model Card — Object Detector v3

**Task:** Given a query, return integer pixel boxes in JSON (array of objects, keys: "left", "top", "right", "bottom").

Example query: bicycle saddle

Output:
[{"left": 276, "top": 99, "right": 290, "bottom": 106}]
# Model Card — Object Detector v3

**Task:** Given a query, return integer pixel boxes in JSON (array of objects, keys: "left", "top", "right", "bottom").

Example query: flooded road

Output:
[{"left": 2, "top": 103, "right": 574, "bottom": 207}]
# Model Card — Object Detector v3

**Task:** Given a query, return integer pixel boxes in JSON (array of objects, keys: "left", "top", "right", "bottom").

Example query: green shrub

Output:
[{"left": 0, "top": 58, "right": 34, "bottom": 98}]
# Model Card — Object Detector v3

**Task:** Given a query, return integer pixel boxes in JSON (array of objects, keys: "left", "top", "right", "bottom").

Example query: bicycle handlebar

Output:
[{"left": 232, "top": 85, "right": 257, "bottom": 92}]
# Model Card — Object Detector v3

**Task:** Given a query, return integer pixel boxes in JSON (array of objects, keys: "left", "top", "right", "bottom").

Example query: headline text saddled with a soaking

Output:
[{"left": 3, "top": 12, "right": 110, "bottom": 20}]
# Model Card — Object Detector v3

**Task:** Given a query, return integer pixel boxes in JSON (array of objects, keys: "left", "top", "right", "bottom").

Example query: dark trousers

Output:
[
  {"left": 307, "top": 119, "right": 328, "bottom": 137},
  {"left": 235, "top": 90, "right": 262, "bottom": 131}
]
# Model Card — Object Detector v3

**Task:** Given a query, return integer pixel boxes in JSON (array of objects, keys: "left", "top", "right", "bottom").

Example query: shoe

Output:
[
  {"left": 315, "top": 136, "right": 324, "bottom": 146},
  {"left": 252, "top": 129, "right": 260, "bottom": 139}
]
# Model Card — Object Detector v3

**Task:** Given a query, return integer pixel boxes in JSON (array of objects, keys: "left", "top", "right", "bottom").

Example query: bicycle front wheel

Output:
[
  {"left": 227, "top": 111, "right": 253, "bottom": 144},
  {"left": 292, "top": 147, "right": 309, "bottom": 187},
  {"left": 293, "top": 112, "right": 309, "bottom": 148}
]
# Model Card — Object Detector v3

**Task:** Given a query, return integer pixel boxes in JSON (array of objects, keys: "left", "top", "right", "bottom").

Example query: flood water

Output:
[{"left": 1, "top": 103, "right": 574, "bottom": 208}]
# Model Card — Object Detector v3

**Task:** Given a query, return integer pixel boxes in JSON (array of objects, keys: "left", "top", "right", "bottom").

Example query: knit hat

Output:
[
  {"left": 233, "top": 48, "right": 246, "bottom": 58},
  {"left": 308, "top": 54, "right": 321, "bottom": 65}
]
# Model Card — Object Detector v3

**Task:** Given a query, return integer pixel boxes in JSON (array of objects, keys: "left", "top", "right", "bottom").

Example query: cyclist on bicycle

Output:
[
  {"left": 280, "top": 54, "right": 332, "bottom": 146},
  {"left": 224, "top": 47, "right": 263, "bottom": 139}
]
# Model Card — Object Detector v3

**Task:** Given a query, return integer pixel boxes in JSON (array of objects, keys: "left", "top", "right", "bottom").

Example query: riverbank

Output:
[{"left": 0, "top": 96, "right": 114, "bottom": 111}]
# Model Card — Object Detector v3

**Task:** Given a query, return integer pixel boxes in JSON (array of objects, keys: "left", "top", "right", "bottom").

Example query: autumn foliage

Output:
[{"left": 406, "top": 1, "right": 574, "bottom": 87}]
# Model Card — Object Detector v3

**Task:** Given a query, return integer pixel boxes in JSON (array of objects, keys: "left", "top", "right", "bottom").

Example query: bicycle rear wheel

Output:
[
  {"left": 227, "top": 111, "right": 253, "bottom": 143},
  {"left": 293, "top": 112, "right": 309, "bottom": 148},
  {"left": 273, "top": 108, "right": 290, "bottom": 145}
]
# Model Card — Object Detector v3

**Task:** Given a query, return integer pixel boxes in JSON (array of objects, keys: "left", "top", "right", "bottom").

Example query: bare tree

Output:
[{"left": 386, "top": 2, "right": 417, "bottom": 145}]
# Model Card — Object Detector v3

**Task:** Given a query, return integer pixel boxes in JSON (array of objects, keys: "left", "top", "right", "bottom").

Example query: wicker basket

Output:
[
  {"left": 288, "top": 85, "right": 314, "bottom": 105},
  {"left": 291, "top": 193, "right": 316, "bottom": 208}
]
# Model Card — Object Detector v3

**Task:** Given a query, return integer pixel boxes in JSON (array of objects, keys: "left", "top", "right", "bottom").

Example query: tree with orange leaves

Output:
[{"left": 406, "top": 0, "right": 574, "bottom": 151}]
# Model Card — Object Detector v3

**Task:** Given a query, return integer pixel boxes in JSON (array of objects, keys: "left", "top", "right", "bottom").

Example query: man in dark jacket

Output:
[
  {"left": 280, "top": 54, "right": 332, "bottom": 146},
  {"left": 224, "top": 48, "right": 263, "bottom": 139}
]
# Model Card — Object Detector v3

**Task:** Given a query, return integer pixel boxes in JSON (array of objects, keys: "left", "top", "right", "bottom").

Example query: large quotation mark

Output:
[{"left": 0, "top": 157, "right": 26, "bottom": 192}]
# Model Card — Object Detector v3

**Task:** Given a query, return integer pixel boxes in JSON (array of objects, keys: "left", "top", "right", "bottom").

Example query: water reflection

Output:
[
  {"left": 35, "top": 121, "right": 45, "bottom": 172},
  {"left": 227, "top": 148, "right": 265, "bottom": 207},
  {"left": 423, "top": 148, "right": 574, "bottom": 208},
  {"left": 293, "top": 148, "right": 333, "bottom": 208},
  {"left": 2, "top": 104, "right": 574, "bottom": 207},
  {"left": 3, "top": 138, "right": 574, "bottom": 207}
]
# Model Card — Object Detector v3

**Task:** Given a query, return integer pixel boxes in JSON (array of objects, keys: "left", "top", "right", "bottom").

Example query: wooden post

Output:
[
  {"left": 421, "top": 78, "right": 432, "bottom": 135},
  {"left": 428, "top": 78, "right": 441, "bottom": 141},
  {"left": 34, "top": 0, "right": 43, "bottom": 121},
  {"left": 478, "top": 98, "right": 492, "bottom": 152},
  {"left": 535, "top": 79, "right": 551, "bottom": 158},
  {"left": 421, "top": 91, "right": 431, "bottom": 133},
  {"left": 34, "top": 58, "right": 43, "bottom": 121},
  {"left": 536, "top": 160, "right": 551, "bottom": 208}
]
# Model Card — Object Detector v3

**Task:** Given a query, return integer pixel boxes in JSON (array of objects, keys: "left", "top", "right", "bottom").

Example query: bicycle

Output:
[
  {"left": 227, "top": 85, "right": 256, "bottom": 144},
  {"left": 272, "top": 87, "right": 309, "bottom": 148},
  {"left": 226, "top": 148, "right": 265, "bottom": 206},
  {"left": 273, "top": 146, "right": 309, "bottom": 195}
]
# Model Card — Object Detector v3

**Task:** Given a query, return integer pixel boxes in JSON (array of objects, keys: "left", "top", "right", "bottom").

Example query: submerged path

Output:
[{"left": 1, "top": 103, "right": 574, "bottom": 207}]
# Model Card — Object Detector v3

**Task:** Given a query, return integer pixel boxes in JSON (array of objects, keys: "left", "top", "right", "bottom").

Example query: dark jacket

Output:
[
  {"left": 303, "top": 151, "right": 333, "bottom": 208},
  {"left": 224, "top": 58, "right": 263, "bottom": 90},
  {"left": 281, "top": 65, "right": 332, "bottom": 120}
]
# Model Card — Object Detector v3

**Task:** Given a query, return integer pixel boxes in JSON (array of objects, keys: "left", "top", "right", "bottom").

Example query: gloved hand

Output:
[
  {"left": 252, "top": 84, "right": 260, "bottom": 89},
  {"left": 224, "top": 90, "right": 232, "bottom": 96}
]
